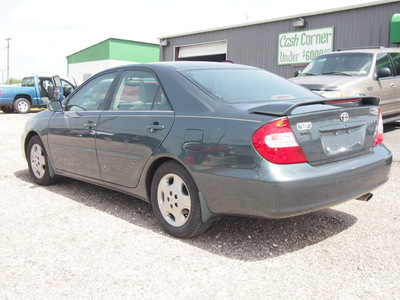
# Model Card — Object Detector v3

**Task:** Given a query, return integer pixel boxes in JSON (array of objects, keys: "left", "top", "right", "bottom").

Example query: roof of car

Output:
[
  {"left": 103, "top": 61, "right": 257, "bottom": 73},
  {"left": 149, "top": 61, "right": 258, "bottom": 70}
]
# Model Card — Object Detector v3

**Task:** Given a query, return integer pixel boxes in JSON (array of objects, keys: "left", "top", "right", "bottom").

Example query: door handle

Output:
[
  {"left": 84, "top": 121, "right": 97, "bottom": 128},
  {"left": 147, "top": 123, "right": 165, "bottom": 132},
  {"left": 390, "top": 83, "right": 396, "bottom": 88}
]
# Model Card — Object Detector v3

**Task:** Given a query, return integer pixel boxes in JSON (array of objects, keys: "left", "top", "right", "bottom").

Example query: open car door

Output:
[{"left": 51, "top": 75, "right": 64, "bottom": 101}]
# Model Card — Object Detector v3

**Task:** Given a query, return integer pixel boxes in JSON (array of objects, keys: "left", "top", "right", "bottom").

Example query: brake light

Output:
[
  {"left": 327, "top": 99, "right": 360, "bottom": 104},
  {"left": 374, "top": 108, "right": 383, "bottom": 146},
  {"left": 252, "top": 117, "right": 307, "bottom": 164}
]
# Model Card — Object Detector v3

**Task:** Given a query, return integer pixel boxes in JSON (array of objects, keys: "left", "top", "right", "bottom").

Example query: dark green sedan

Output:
[{"left": 23, "top": 62, "right": 392, "bottom": 238}]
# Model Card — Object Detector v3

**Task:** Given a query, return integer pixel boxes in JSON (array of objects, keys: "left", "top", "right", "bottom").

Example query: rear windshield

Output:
[
  {"left": 180, "top": 68, "right": 320, "bottom": 104},
  {"left": 21, "top": 78, "right": 34, "bottom": 87},
  {"left": 300, "top": 53, "right": 373, "bottom": 77}
]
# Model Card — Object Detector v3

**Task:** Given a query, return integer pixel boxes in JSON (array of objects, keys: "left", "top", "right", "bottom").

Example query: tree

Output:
[{"left": 8, "top": 78, "right": 22, "bottom": 85}]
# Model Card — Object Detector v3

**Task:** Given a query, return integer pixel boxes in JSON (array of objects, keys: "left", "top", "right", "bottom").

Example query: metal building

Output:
[
  {"left": 67, "top": 38, "right": 159, "bottom": 84},
  {"left": 159, "top": 0, "right": 400, "bottom": 78}
]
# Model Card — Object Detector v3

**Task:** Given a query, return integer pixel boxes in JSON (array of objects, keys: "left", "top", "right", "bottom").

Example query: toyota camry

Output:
[{"left": 23, "top": 62, "right": 392, "bottom": 238}]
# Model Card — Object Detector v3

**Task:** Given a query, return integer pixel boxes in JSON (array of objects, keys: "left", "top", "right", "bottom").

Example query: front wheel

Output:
[
  {"left": 27, "top": 135, "right": 56, "bottom": 186},
  {"left": 14, "top": 98, "right": 31, "bottom": 113},
  {"left": 151, "top": 161, "right": 211, "bottom": 238}
]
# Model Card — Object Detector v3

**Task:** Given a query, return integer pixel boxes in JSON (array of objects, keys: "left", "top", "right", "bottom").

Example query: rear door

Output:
[
  {"left": 95, "top": 69, "right": 174, "bottom": 187},
  {"left": 47, "top": 71, "right": 118, "bottom": 179}
]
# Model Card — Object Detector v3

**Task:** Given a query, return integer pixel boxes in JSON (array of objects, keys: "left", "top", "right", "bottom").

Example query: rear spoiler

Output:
[{"left": 248, "top": 96, "right": 380, "bottom": 116}]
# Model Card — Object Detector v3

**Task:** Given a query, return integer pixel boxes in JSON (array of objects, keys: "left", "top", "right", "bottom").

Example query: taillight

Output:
[
  {"left": 374, "top": 108, "right": 384, "bottom": 146},
  {"left": 252, "top": 117, "right": 307, "bottom": 164}
]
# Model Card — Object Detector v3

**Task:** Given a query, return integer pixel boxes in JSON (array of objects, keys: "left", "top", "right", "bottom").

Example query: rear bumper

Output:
[{"left": 195, "top": 144, "right": 392, "bottom": 218}]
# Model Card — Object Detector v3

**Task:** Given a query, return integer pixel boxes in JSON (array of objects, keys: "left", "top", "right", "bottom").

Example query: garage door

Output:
[{"left": 176, "top": 40, "right": 227, "bottom": 61}]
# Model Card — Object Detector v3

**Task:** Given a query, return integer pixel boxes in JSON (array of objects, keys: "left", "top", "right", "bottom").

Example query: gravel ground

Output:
[{"left": 1, "top": 112, "right": 399, "bottom": 299}]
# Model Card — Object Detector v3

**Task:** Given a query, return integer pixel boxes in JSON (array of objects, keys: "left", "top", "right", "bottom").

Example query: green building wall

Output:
[{"left": 67, "top": 38, "right": 160, "bottom": 64}]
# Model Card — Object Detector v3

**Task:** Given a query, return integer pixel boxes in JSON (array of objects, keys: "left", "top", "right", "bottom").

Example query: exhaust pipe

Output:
[{"left": 356, "top": 193, "right": 373, "bottom": 201}]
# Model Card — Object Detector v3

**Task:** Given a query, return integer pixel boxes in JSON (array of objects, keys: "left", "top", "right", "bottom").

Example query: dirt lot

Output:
[{"left": 1, "top": 112, "right": 399, "bottom": 299}]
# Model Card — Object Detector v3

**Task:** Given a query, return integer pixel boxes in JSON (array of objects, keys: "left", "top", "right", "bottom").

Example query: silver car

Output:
[{"left": 291, "top": 48, "right": 400, "bottom": 123}]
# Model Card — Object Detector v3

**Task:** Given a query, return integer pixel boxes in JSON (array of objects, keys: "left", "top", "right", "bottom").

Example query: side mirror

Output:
[
  {"left": 293, "top": 70, "right": 301, "bottom": 77},
  {"left": 377, "top": 67, "right": 391, "bottom": 78},
  {"left": 48, "top": 100, "right": 63, "bottom": 112}
]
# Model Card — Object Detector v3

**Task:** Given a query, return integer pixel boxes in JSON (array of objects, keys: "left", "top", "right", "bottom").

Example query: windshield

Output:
[
  {"left": 299, "top": 53, "right": 373, "bottom": 77},
  {"left": 180, "top": 68, "right": 320, "bottom": 104}
]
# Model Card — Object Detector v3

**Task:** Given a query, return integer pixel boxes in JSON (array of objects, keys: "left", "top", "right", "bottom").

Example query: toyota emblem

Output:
[{"left": 340, "top": 112, "right": 349, "bottom": 123}]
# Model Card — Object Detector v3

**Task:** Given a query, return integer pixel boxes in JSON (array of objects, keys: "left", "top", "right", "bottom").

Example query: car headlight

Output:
[{"left": 315, "top": 90, "right": 344, "bottom": 98}]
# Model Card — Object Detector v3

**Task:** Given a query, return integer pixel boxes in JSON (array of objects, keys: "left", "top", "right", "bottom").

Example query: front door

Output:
[
  {"left": 38, "top": 76, "right": 63, "bottom": 103},
  {"left": 374, "top": 52, "right": 399, "bottom": 117},
  {"left": 388, "top": 52, "right": 400, "bottom": 116},
  {"left": 47, "top": 71, "right": 118, "bottom": 179}
]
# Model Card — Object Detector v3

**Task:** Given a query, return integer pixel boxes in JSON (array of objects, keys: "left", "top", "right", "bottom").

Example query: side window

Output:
[
  {"left": 376, "top": 53, "right": 394, "bottom": 76},
  {"left": 389, "top": 53, "right": 400, "bottom": 76},
  {"left": 66, "top": 72, "right": 117, "bottom": 111},
  {"left": 111, "top": 70, "right": 171, "bottom": 111}
]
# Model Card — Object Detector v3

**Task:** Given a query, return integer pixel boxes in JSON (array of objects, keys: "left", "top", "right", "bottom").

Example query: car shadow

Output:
[
  {"left": 15, "top": 168, "right": 357, "bottom": 261},
  {"left": 384, "top": 121, "right": 400, "bottom": 133},
  {"left": 0, "top": 109, "right": 44, "bottom": 115}
]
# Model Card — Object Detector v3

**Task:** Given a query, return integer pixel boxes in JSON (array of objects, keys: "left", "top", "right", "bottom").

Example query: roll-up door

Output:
[{"left": 176, "top": 40, "right": 227, "bottom": 61}]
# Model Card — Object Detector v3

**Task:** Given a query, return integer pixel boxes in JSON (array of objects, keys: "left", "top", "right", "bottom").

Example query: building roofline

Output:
[
  {"left": 67, "top": 38, "right": 159, "bottom": 58},
  {"left": 158, "top": 0, "right": 399, "bottom": 39}
]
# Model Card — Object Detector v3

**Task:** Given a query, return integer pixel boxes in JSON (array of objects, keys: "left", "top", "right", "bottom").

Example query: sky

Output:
[{"left": 0, "top": 0, "right": 380, "bottom": 82}]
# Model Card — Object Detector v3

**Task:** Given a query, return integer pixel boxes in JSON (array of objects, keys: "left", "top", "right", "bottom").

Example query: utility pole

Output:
[{"left": 5, "top": 37, "right": 11, "bottom": 85}]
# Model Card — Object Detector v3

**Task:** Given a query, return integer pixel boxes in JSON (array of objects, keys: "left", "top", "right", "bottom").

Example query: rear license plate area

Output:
[{"left": 321, "top": 126, "right": 365, "bottom": 156}]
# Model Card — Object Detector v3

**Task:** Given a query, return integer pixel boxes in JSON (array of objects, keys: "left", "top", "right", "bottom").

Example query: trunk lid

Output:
[{"left": 248, "top": 97, "right": 381, "bottom": 165}]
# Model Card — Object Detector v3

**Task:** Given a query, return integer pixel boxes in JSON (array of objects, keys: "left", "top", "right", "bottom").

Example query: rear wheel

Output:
[
  {"left": 27, "top": 135, "right": 56, "bottom": 186},
  {"left": 151, "top": 161, "right": 211, "bottom": 238},
  {"left": 14, "top": 98, "right": 31, "bottom": 113}
]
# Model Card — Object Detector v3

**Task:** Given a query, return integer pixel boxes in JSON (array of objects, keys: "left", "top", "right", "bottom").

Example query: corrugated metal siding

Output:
[{"left": 160, "top": 1, "right": 400, "bottom": 78}]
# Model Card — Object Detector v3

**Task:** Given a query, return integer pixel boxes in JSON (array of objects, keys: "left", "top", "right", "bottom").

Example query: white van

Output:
[{"left": 290, "top": 48, "right": 400, "bottom": 123}]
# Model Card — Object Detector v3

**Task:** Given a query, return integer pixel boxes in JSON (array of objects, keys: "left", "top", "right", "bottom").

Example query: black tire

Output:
[
  {"left": 27, "top": 135, "right": 56, "bottom": 186},
  {"left": 1, "top": 106, "right": 14, "bottom": 113},
  {"left": 14, "top": 98, "right": 31, "bottom": 113},
  {"left": 151, "top": 161, "right": 212, "bottom": 238}
]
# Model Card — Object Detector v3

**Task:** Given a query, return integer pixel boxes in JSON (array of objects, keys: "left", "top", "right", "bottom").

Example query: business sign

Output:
[{"left": 278, "top": 27, "right": 334, "bottom": 65}]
